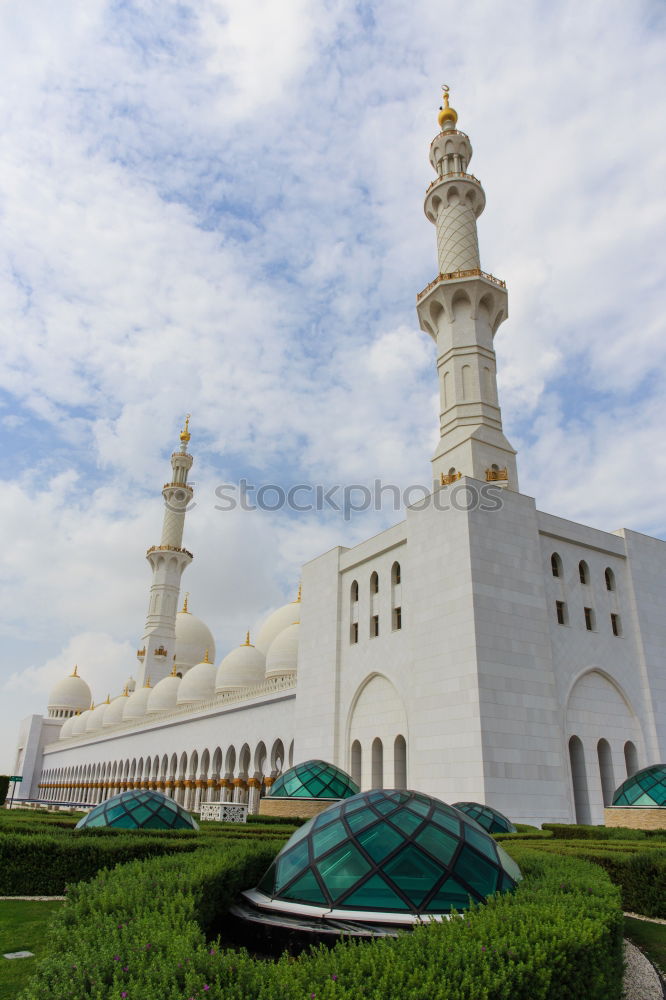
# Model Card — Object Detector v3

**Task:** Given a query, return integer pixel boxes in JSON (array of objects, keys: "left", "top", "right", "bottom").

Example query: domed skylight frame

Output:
[
  {"left": 243, "top": 789, "right": 521, "bottom": 926},
  {"left": 453, "top": 801, "right": 516, "bottom": 834},
  {"left": 75, "top": 789, "right": 199, "bottom": 830},
  {"left": 612, "top": 764, "right": 666, "bottom": 807},
  {"left": 269, "top": 759, "right": 359, "bottom": 799}
]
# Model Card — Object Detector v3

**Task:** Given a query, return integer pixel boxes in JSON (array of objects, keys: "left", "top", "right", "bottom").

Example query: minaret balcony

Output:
[
  {"left": 163, "top": 481, "right": 193, "bottom": 491},
  {"left": 440, "top": 471, "right": 462, "bottom": 486},
  {"left": 146, "top": 543, "right": 194, "bottom": 558},
  {"left": 417, "top": 269, "right": 506, "bottom": 303},
  {"left": 136, "top": 647, "right": 146, "bottom": 661},
  {"left": 486, "top": 467, "right": 509, "bottom": 483},
  {"left": 154, "top": 646, "right": 168, "bottom": 658},
  {"left": 425, "top": 170, "right": 481, "bottom": 196}
]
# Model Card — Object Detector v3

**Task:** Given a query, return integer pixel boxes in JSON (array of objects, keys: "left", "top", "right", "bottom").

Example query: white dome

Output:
[
  {"left": 59, "top": 714, "right": 77, "bottom": 739},
  {"left": 175, "top": 609, "right": 216, "bottom": 671},
  {"left": 255, "top": 596, "right": 300, "bottom": 653},
  {"left": 71, "top": 709, "right": 91, "bottom": 736},
  {"left": 265, "top": 622, "right": 299, "bottom": 679},
  {"left": 216, "top": 638, "right": 266, "bottom": 692},
  {"left": 147, "top": 674, "right": 181, "bottom": 714},
  {"left": 47, "top": 668, "right": 92, "bottom": 715},
  {"left": 177, "top": 658, "right": 216, "bottom": 704},
  {"left": 123, "top": 684, "right": 153, "bottom": 721},
  {"left": 86, "top": 699, "right": 110, "bottom": 732},
  {"left": 103, "top": 692, "right": 131, "bottom": 727}
]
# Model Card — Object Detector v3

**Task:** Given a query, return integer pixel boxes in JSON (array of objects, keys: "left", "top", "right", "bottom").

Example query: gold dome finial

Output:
[
  {"left": 171, "top": 662, "right": 178, "bottom": 677},
  {"left": 180, "top": 414, "right": 191, "bottom": 444},
  {"left": 242, "top": 630, "right": 254, "bottom": 647},
  {"left": 292, "top": 582, "right": 302, "bottom": 603},
  {"left": 203, "top": 648, "right": 210, "bottom": 663},
  {"left": 105, "top": 693, "right": 111, "bottom": 704},
  {"left": 181, "top": 592, "right": 190, "bottom": 614},
  {"left": 71, "top": 664, "right": 78, "bottom": 677},
  {"left": 438, "top": 85, "right": 458, "bottom": 129},
  {"left": 122, "top": 684, "right": 129, "bottom": 697},
  {"left": 145, "top": 675, "right": 152, "bottom": 688}
]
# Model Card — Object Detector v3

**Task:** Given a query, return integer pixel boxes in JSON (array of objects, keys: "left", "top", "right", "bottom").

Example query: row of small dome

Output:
[{"left": 51, "top": 593, "right": 302, "bottom": 737}]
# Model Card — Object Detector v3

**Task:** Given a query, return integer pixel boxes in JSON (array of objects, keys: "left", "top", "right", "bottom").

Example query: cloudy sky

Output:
[{"left": 1, "top": 0, "right": 665, "bottom": 773}]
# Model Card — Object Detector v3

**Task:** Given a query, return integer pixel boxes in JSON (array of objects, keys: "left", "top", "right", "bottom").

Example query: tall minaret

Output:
[
  {"left": 136, "top": 416, "right": 194, "bottom": 686},
  {"left": 416, "top": 87, "right": 518, "bottom": 490}
]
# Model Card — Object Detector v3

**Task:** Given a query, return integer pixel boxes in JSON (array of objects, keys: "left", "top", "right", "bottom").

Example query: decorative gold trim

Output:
[
  {"left": 486, "top": 467, "right": 508, "bottom": 482},
  {"left": 440, "top": 471, "right": 462, "bottom": 486},
  {"left": 417, "top": 269, "right": 506, "bottom": 302}
]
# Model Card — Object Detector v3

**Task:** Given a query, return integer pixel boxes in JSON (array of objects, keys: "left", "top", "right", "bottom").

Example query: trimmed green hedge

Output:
[
  {"left": 494, "top": 830, "right": 553, "bottom": 842},
  {"left": 0, "top": 832, "right": 201, "bottom": 895},
  {"left": 18, "top": 841, "right": 623, "bottom": 1000},
  {"left": 542, "top": 823, "right": 666, "bottom": 840},
  {"left": 521, "top": 840, "right": 666, "bottom": 918}
]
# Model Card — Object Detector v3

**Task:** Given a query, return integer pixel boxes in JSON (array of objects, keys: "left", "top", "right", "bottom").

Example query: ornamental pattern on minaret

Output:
[
  {"left": 416, "top": 87, "right": 518, "bottom": 491},
  {"left": 136, "top": 417, "right": 194, "bottom": 686}
]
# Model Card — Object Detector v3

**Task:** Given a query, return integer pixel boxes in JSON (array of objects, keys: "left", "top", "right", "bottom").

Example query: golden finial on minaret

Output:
[
  {"left": 181, "top": 592, "right": 190, "bottom": 614},
  {"left": 71, "top": 664, "right": 79, "bottom": 677},
  {"left": 180, "top": 414, "right": 191, "bottom": 444},
  {"left": 438, "top": 85, "right": 458, "bottom": 129}
]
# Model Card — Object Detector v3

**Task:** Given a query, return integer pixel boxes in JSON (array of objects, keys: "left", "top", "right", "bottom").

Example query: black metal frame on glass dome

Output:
[
  {"left": 269, "top": 759, "right": 359, "bottom": 799},
  {"left": 453, "top": 801, "right": 516, "bottom": 834},
  {"left": 242, "top": 789, "right": 521, "bottom": 928},
  {"left": 75, "top": 789, "right": 199, "bottom": 830},
  {"left": 612, "top": 764, "right": 666, "bottom": 807}
]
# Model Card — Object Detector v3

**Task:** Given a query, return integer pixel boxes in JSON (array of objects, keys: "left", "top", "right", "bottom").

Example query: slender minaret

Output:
[
  {"left": 416, "top": 87, "right": 518, "bottom": 490},
  {"left": 136, "top": 416, "right": 194, "bottom": 686}
]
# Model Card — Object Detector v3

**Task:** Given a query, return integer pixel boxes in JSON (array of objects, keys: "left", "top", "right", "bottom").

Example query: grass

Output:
[
  {"left": 624, "top": 916, "right": 666, "bottom": 979},
  {"left": 0, "top": 900, "right": 63, "bottom": 999}
]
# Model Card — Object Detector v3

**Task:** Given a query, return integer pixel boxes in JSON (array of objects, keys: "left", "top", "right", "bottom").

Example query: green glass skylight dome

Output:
[
  {"left": 75, "top": 789, "right": 199, "bottom": 830},
  {"left": 453, "top": 801, "right": 516, "bottom": 834},
  {"left": 612, "top": 764, "right": 666, "bottom": 807},
  {"left": 269, "top": 759, "right": 359, "bottom": 799},
  {"left": 243, "top": 789, "right": 521, "bottom": 927}
]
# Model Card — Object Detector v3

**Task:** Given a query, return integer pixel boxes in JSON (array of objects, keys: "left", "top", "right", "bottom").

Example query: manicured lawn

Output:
[
  {"left": 624, "top": 916, "right": 666, "bottom": 978},
  {"left": 0, "top": 900, "right": 63, "bottom": 999}
]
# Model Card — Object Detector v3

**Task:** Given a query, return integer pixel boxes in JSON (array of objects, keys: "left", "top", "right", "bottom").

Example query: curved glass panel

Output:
[
  {"left": 75, "top": 789, "right": 199, "bottom": 830},
  {"left": 269, "top": 759, "right": 359, "bottom": 800},
  {"left": 612, "top": 764, "right": 666, "bottom": 807},
  {"left": 453, "top": 801, "right": 516, "bottom": 834},
  {"left": 254, "top": 789, "right": 521, "bottom": 917}
]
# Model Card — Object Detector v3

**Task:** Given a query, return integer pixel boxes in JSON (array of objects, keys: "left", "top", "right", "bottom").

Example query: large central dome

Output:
[{"left": 243, "top": 789, "right": 521, "bottom": 927}]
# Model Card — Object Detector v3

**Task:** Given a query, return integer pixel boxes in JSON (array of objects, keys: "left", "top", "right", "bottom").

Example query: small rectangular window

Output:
[
  {"left": 556, "top": 600, "right": 567, "bottom": 625},
  {"left": 350, "top": 621, "right": 358, "bottom": 644},
  {"left": 393, "top": 606, "right": 402, "bottom": 631},
  {"left": 371, "top": 614, "right": 379, "bottom": 638},
  {"left": 611, "top": 613, "right": 621, "bottom": 637},
  {"left": 584, "top": 607, "right": 595, "bottom": 631}
]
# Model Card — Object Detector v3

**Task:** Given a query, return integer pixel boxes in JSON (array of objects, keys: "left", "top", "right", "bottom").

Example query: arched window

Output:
[
  {"left": 394, "top": 735, "right": 407, "bottom": 789},
  {"left": 551, "top": 553, "right": 562, "bottom": 578},
  {"left": 371, "top": 738, "right": 383, "bottom": 789},
  {"left": 624, "top": 741, "right": 638, "bottom": 777},
  {"left": 351, "top": 740, "right": 362, "bottom": 787},
  {"left": 370, "top": 572, "right": 379, "bottom": 595},
  {"left": 370, "top": 572, "right": 379, "bottom": 638},
  {"left": 350, "top": 580, "right": 359, "bottom": 644},
  {"left": 391, "top": 561, "right": 402, "bottom": 631},
  {"left": 597, "top": 739, "right": 614, "bottom": 807},
  {"left": 579, "top": 560, "right": 589, "bottom": 585},
  {"left": 568, "top": 735, "right": 591, "bottom": 824},
  {"left": 605, "top": 568, "right": 615, "bottom": 592}
]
